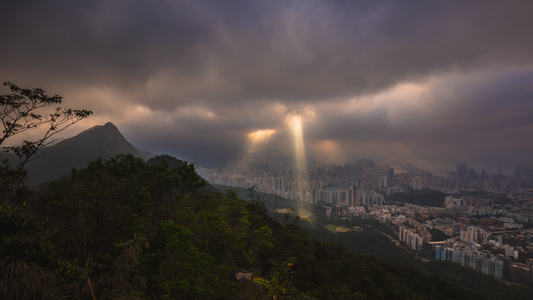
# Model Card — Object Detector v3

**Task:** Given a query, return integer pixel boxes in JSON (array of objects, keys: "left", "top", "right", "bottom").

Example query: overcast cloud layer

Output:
[{"left": 2, "top": 0, "right": 533, "bottom": 172}]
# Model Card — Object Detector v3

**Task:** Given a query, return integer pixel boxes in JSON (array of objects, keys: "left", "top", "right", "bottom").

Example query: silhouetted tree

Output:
[{"left": 0, "top": 82, "right": 91, "bottom": 199}]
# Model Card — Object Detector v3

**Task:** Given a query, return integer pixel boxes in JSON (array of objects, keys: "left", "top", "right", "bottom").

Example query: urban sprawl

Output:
[{"left": 198, "top": 159, "right": 533, "bottom": 285}]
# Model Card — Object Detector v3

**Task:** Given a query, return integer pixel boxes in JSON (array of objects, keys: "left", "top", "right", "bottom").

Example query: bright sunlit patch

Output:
[
  {"left": 247, "top": 129, "right": 275, "bottom": 142},
  {"left": 238, "top": 129, "right": 276, "bottom": 171},
  {"left": 245, "top": 129, "right": 276, "bottom": 156}
]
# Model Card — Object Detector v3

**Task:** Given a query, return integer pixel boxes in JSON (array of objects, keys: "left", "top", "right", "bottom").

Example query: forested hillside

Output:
[{"left": 1, "top": 154, "right": 488, "bottom": 299}]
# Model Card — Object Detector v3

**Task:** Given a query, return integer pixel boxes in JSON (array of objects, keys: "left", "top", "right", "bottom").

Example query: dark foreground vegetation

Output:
[
  {"left": 385, "top": 189, "right": 447, "bottom": 207},
  {"left": 1, "top": 154, "right": 491, "bottom": 299}
]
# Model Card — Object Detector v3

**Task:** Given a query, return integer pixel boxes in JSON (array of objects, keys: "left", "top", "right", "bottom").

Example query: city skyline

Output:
[{"left": 2, "top": 1, "right": 533, "bottom": 171}]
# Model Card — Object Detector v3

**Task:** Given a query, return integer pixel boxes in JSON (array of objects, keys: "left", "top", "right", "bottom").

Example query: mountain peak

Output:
[
  {"left": 81, "top": 122, "right": 119, "bottom": 134},
  {"left": 24, "top": 122, "right": 153, "bottom": 186},
  {"left": 101, "top": 122, "right": 119, "bottom": 131}
]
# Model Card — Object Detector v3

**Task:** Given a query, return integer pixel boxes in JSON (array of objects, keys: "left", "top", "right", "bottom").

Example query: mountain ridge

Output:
[{"left": 22, "top": 122, "right": 154, "bottom": 186}]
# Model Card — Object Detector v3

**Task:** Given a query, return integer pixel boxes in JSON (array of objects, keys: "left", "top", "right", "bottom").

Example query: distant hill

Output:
[
  {"left": 21, "top": 122, "right": 154, "bottom": 186},
  {"left": 147, "top": 154, "right": 218, "bottom": 194},
  {"left": 146, "top": 154, "right": 185, "bottom": 169}
]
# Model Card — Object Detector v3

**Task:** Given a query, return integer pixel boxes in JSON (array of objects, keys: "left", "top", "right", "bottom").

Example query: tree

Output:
[
  {"left": 0, "top": 82, "right": 92, "bottom": 197},
  {"left": 0, "top": 82, "right": 92, "bottom": 297},
  {"left": 41, "top": 155, "right": 156, "bottom": 264}
]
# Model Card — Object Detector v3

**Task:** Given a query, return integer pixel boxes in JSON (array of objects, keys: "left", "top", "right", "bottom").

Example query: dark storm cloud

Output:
[
  {"left": 117, "top": 101, "right": 289, "bottom": 167},
  {"left": 307, "top": 106, "right": 391, "bottom": 141},
  {"left": 3, "top": 1, "right": 533, "bottom": 106},
  {"left": 294, "top": 65, "right": 533, "bottom": 170},
  {"left": 376, "top": 69, "right": 533, "bottom": 169},
  {"left": 1, "top": 1, "right": 214, "bottom": 87},
  {"left": 122, "top": 117, "right": 246, "bottom": 167},
  {"left": 1, "top": 0, "right": 533, "bottom": 168}
]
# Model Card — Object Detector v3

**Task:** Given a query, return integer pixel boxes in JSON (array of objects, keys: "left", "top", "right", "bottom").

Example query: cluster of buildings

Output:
[
  {"left": 435, "top": 244, "right": 504, "bottom": 278},
  {"left": 434, "top": 238, "right": 533, "bottom": 285},
  {"left": 199, "top": 159, "right": 533, "bottom": 208},
  {"left": 197, "top": 158, "right": 533, "bottom": 285},
  {"left": 342, "top": 200, "right": 533, "bottom": 285},
  {"left": 398, "top": 225, "right": 425, "bottom": 251},
  {"left": 197, "top": 159, "right": 389, "bottom": 205},
  {"left": 309, "top": 183, "right": 384, "bottom": 206}
]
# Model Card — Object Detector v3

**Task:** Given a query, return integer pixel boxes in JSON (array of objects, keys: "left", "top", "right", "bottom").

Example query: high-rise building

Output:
[
  {"left": 378, "top": 176, "right": 387, "bottom": 188},
  {"left": 352, "top": 186, "right": 358, "bottom": 207},
  {"left": 457, "top": 163, "right": 468, "bottom": 190},
  {"left": 468, "top": 168, "right": 478, "bottom": 182},
  {"left": 347, "top": 186, "right": 354, "bottom": 206},
  {"left": 362, "top": 181, "right": 374, "bottom": 192},
  {"left": 426, "top": 172, "right": 433, "bottom": 186},
  {"left": 413, "top": 176, "right": 422, "bottom": 190},
  {"left": 387, "top": 168, "right": 394, "bottom": 187},
  {"left": 475, "top": 179, "right": 484, "bottom": 191}
]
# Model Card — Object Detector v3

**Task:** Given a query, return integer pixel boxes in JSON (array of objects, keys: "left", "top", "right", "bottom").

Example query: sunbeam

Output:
[
  {"left": 290, "top": 115, "right": 307, "bottom": 180},
  {"left": 238, "top": 129, "right": 276, "bottom": 172}
]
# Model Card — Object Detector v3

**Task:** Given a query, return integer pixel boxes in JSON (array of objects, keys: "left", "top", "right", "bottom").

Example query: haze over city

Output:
[{"left": 2, "top": 0, "right": 533, "bottom": 172}]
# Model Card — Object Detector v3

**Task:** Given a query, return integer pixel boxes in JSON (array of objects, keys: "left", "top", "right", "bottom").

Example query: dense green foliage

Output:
[{"left": 385, "top": 190, "right": 447, "bottom": 207}]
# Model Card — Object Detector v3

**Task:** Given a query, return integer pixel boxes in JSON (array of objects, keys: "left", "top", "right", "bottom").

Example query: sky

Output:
[{"left": 1, "top": 0, "right": 533, "bottom": 172}]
